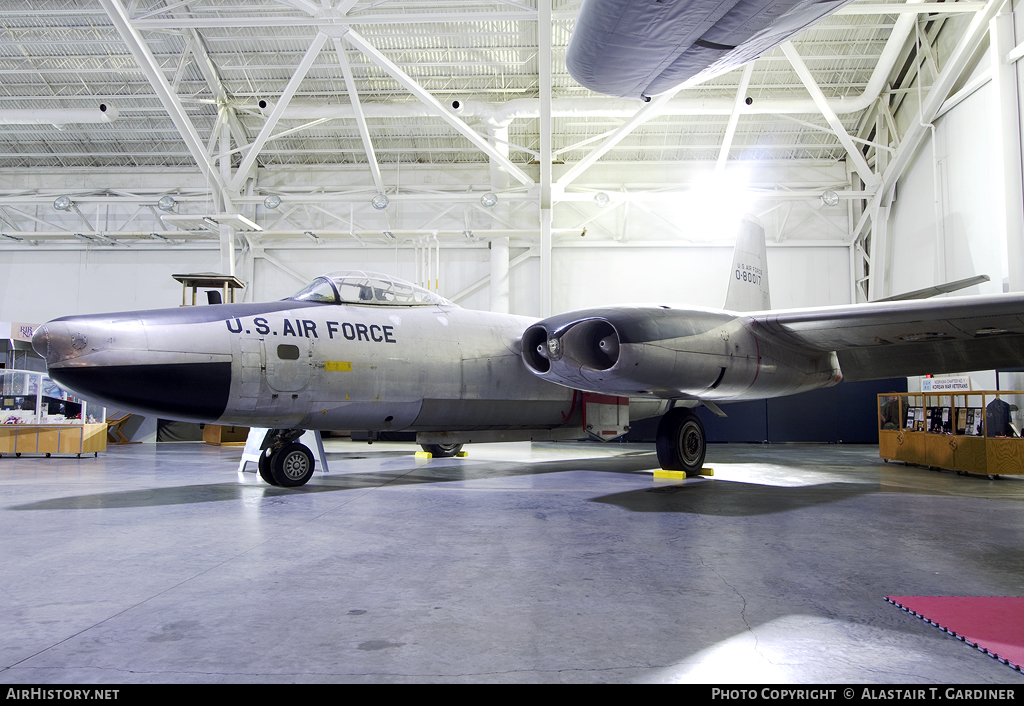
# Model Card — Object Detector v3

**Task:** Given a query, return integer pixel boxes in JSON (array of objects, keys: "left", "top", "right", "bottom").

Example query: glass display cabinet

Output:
[
  {"left": 878, "top": 391, "right": 1024, "bottom": 478},
  {"left": 0, "top": 369, "right": 107, "bottom": 457}
]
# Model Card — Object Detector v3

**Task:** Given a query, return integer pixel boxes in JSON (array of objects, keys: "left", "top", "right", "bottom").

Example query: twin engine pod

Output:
[
  {"left": 520, "top": 307, "right": 844, "bottom": 401},
  {"left": 522, "top": 318, "right": 621, "bottom": 382}
]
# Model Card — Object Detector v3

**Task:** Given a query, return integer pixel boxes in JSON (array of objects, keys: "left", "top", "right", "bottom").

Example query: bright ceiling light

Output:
[
  {"left": 593, "top": 192, "right": 610, "bottom": 208},
  {"left": 674, "top": 170, "right": 755, "bottom": 243},
  {"left": 820, "top": 190, "right": 839, "bottom": 207},
  {"left": 480, "top": 192, "right": 498, "bottom": 208}
]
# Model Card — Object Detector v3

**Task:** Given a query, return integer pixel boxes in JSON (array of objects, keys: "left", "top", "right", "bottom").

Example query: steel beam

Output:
[
  {"left": 341, "top": 28, "right": 535, "bottom": 187},
  {"left": 836, "top": 2, "right": 986, "bottom": 14},
  {"left": 555, "top": 90, "right": 680, "bottom": 188},
  {"left": 334, "top": 36, "right": 384, "bottom": 194},
  {"left": 781, "top": 41, "right": 878, "bottom": 190},
  {"left": 859, "top": 0, "right": 1005, "bottom": 234},
  {"left": 131, "top": 11, "right": 536, "bottom": 29},
  {"left": 186, "top": 28, "right": 248, "bottom": 152},
  {"left": 98, "top": 0, "right": 224, "bottom": 194},
  {"left": 229, "top": 32, "right": 330, "bottom": 193},
  {"left": 716, "top": 62, "right": 755, "bottom": 174}
]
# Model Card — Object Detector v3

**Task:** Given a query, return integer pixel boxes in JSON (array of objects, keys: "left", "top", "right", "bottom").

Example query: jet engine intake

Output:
[
  {"left": 521, "top": 324, "right": 551, "bottom": 374},
  {"left": 561, "top": 318, "right": 620, "bottom": 371},
  {"left": 521, "top": 317, "right": 623, "bottom": 390}
]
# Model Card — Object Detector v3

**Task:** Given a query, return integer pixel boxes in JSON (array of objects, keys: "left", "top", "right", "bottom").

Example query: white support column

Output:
[
  {"left": 219, "top": 223, "right": 236, "bottom": 277},
  {"left": 539, "top": 0, "right": 553, "bottom": 317},
  {"left": 868, "top": 107, "right": 891, "bottom": 301},
  {"left": 990, "top": 5, "right": 1024, "bottom": 291},
  {"left": 490, "top": 234, "right": 510, "bottom": 313},
  {"left": 219, "top": 120, "right": 236, "bottom": 276},
  {"left": 489, "top": 125, "right": 511, "bottom": 314},
  {"left": 540, "top": 208, "right": 553, "bottom": 318}
]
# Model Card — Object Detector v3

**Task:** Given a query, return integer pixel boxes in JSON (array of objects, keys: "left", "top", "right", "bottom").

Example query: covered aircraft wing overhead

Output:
[
  {"left": 567, "top": 0, "right": 855, "bottom": 100},
  {"left": 755, "top": 293, "right": 1024, "bottom": 381}
]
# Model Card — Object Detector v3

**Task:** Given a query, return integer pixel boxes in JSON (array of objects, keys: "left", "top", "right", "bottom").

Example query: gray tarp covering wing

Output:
[
  {"left": 567, "top": 0, "right": 855, "bottom": 100},
  {"left": 753, "top": 293, "right": 1024, "bottom": 381}
]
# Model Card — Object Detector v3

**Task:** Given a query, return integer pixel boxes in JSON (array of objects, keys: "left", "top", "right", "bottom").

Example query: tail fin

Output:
[{"left": 724, "top": 215, "right": 770, "bottom": 312}]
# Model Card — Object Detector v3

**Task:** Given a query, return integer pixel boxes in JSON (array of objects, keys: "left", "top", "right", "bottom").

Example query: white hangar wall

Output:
[
  {"left": 886, "top": 77, "right": 1005, "bottom": 296},
  {"left": 0, "top": 159, "right": 851, "bottom": 325},
  {"left": 883, "top": 8, "right": 1024, "bottom": 301}
]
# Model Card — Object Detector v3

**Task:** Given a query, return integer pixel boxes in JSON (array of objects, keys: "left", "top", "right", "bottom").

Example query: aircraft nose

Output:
[
  {"left": 32, "top": 320, "right": 84, "bottom": 365},
  {"left": 34, "top": 310, "right": 234, "bottom": 423}
]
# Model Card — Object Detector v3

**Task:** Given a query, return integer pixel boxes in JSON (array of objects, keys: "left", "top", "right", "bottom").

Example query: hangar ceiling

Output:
[
  {"left": 0, "top": 0, "right": 961, "bottom": 168},
  {"left": 0, "top": 0, "right": 1004, "bottom": 304}
]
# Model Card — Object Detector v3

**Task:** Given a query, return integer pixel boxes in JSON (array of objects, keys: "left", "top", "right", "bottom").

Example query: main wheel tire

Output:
[
  {"left": 656, "top": 408, "right": 706, "bottom": 475},
  {"left": 270, "top": 442, "right": 315, "bottom": 487},
  {"left": 420, "top": 443, "right": 464, "bottom": 458},
  {"left": 258, "top": 449, "right": 279, "bottom": 486}
]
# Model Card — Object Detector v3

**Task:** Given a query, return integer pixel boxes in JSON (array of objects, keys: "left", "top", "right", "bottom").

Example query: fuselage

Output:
[{"left": 33, "top": 298, "right": 577, "bottom": 431}]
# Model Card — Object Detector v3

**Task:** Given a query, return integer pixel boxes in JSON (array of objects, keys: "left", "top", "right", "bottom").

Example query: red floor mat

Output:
[{"left": 886, "top": 596, "right": 1024, "bottom": 673}]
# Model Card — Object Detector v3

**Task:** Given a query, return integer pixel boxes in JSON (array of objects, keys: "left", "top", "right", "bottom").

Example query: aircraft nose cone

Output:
[{"left": 32, "top": 320, "right": 87, "bottom": 366}]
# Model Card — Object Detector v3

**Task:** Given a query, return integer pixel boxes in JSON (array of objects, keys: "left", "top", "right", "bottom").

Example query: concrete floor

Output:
[{"left": 1, "top": 439, "right": 1023, "bottom": 684}]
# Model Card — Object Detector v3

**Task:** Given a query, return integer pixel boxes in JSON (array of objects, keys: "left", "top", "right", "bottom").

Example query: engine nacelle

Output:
[
  {"left": 521, "top": 306, "right": 842, "bottom": 401},
  {"left": 523, "top": 317, "right": 620, "bottom": 375}
]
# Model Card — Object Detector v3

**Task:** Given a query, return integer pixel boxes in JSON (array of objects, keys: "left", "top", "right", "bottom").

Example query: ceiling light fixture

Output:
[
  {"left": 53, "top": 195, "right": 72, "bottom": 211},
  {"left": 157, "top": 195, "right": 176, "bottom": 212},
  {"left": 480, "top": 192, "right": 498, "bottom": 208},
  {"left": 593, "top": 192, "right": 610, "bottom": 208},
  {"left": 820, "top": 190, "right": 839, "bottom": 207},
  {"left": 264, "top": 194, "right": 282, "bottom": 210},
  {"left": 371, "top": 194, "right": 389, "bottom": 210}
]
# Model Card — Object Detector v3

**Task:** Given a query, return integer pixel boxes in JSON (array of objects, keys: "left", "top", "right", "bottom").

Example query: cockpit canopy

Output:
[{"left": 288, "top": 271, "right": 454, "bottom": 307}]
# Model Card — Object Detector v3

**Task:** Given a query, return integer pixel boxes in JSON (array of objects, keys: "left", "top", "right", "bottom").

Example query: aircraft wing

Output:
[{"left": 754, "top": 293, "right": 1024, "bottom": 381}]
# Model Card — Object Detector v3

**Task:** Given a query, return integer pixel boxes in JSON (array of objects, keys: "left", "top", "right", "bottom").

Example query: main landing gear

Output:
[
  {"left": 258, "top": 429, "right": 315, "bottom": 487},
  {"left": 419, "top": 442, "right": 464, "bottom": 458},
  {"left": 656, "top": 407, "right": 707, "bottom": 476}
]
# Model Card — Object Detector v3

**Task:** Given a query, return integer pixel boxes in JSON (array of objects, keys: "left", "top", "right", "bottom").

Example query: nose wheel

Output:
[
  {"left": 656, "top": 408, "right": 706, "bottom": 475},
  {"left": 258, "top": 431, "right": 316, "bottom": 487},
  {"left": 271, "top": 442, "right": 315, "bottom": 486}
]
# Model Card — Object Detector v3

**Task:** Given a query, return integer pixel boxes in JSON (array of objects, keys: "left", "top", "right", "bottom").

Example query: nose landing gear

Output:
[{"left": 258, "top": 429, "right": 315, "bottom": 487}]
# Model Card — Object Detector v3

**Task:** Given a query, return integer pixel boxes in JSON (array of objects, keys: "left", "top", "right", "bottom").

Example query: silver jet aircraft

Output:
[
  {"left": 32, "top": 267, "right": 666, "bottom": 486},
  {"left": 32, "top": 217, "right": 1024, "bottom": 486}
]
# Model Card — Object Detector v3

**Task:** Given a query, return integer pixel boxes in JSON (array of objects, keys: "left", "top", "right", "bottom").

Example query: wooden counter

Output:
[{"left": 0, "top": 423, "right": 107, "bottom": 457}]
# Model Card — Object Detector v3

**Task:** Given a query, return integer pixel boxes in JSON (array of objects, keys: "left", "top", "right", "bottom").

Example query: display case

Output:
[
  {"left": 878, "top": 391, "right": 1024, "bottom": 478},
  {"left": 0, "top": 369, "right": 107, "bottom": 457}
]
